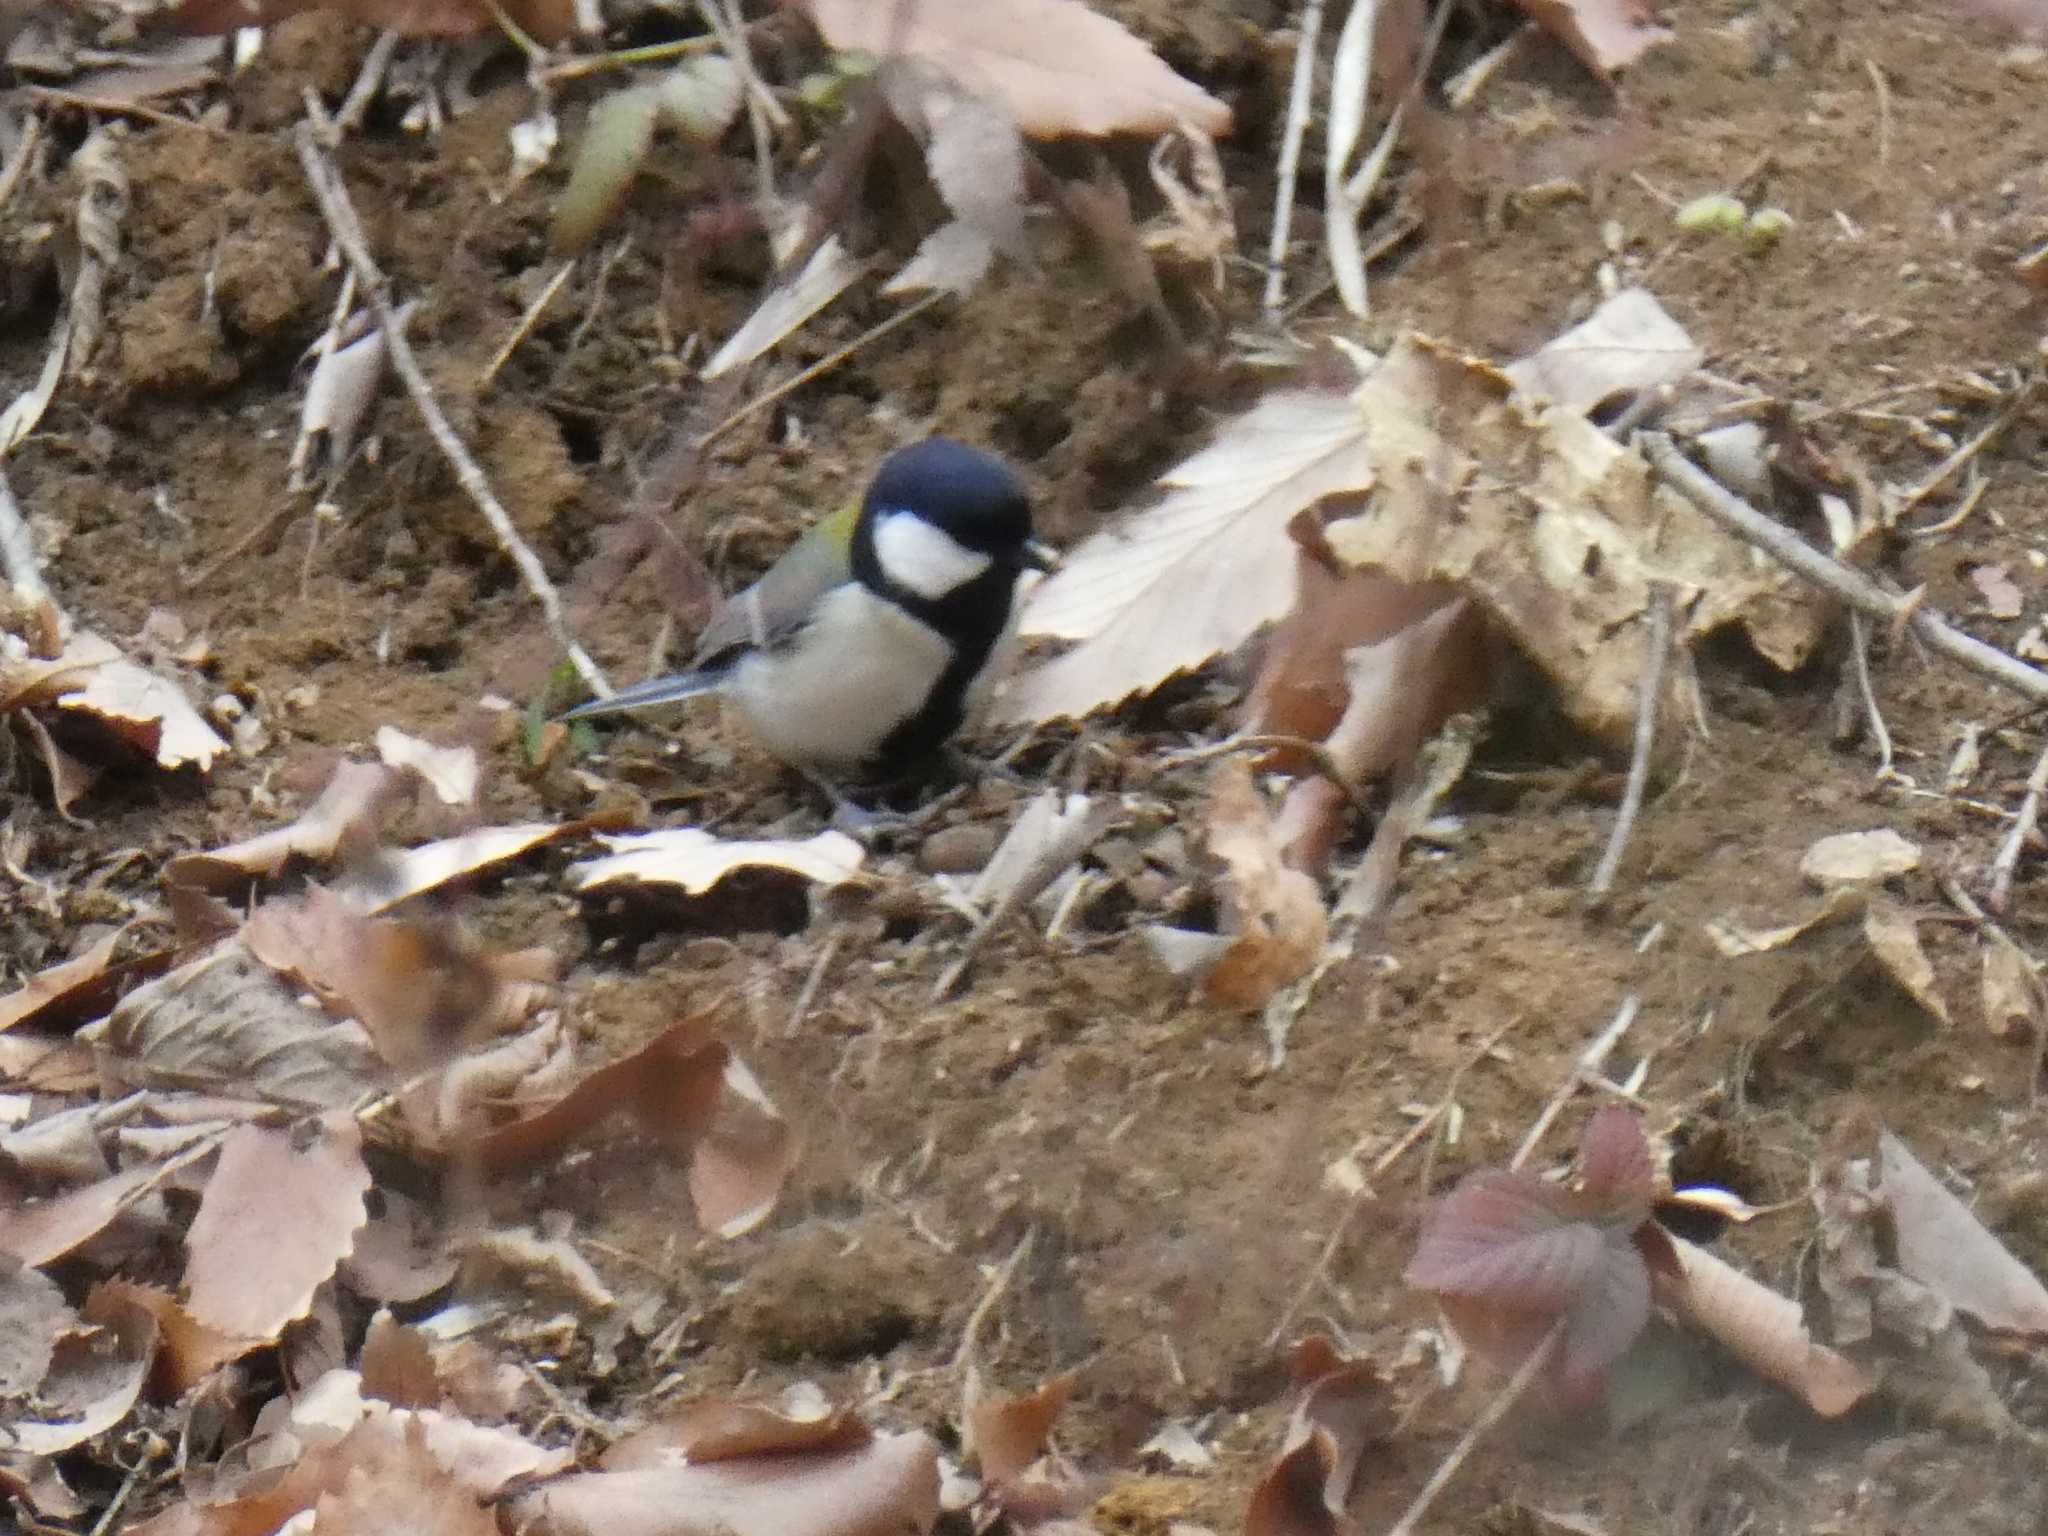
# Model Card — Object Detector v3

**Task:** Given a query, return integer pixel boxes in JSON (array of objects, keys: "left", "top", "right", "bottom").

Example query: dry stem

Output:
[
  {"left": 1988, "top": 734, "right": 2048, "bottom": 916},
  {"left": 293, "top": 107, "right": 611, "bottom": 700},
  {"left": 1262, "top": 0, "right": 1325, "bottom": 315},
  {"left": 1383, "top": 1317, "right": 1564, "bottom": 1536},
  {"left": 0, "top": 463, "right": 53, "bottom": 615},
  {"left": 1641, "top": 431, "right": 2048, "bottom": 708},
  {"left": 1589, "top": 582, "right": 1673, "bottom": 898}
]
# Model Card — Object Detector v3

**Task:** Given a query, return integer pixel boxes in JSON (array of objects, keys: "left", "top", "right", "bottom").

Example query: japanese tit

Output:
[{"left": 565, "top": 437, "right": 1056, "bottom": 780}]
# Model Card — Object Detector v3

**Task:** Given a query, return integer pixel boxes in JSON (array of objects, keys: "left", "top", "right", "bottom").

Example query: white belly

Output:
[{"left": 724, "top": 583, "right": 954, "bottom": 775}]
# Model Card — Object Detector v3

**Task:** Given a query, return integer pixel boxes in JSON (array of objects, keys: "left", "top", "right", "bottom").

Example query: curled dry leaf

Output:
[
  {"left": 461, "top": 1226, "right": 616, "bottom": 1311},
  {"left": 879, "top": 65, "right": 1029, "bottom": 296},
  {"left": 603, "top": 1388, "right": 867, "bottom": 1469},
  {"left": 1658, "top": 1233, "right": 1870, "bottom": 1416},
  {"left": 1509, "top": 0, "right": 1675, "bottom": 80},
  {"left": 344, "top": 810, "right": 634, "bottom": 911},
  {"left": 180, "top": 1114, "right": 372, "bottom": 1342},
  {"left": 1880, "top": 1131, "right": 2048, "bottom": 1335},
  {"left": 0, "top": 929, "right": 122, "bottom": 1035},
  {"left": 704, "top": 235, "right": 867, "bottom": 380},
  {"left": 1, "top": 628, "right": 226, "bottom": 772},
  {"left": 91, "top": 942, "right": 384, "bottom": 1109},
  {"left": 1706, "top": 887, "right": 1951, "bottom": 1025},
  {"left": 1201, "top": 760, "right": 1328, "bottom": 1008},
  {"left": 471, "top": 1012, "right": 798, "bottom": 1236},
  {"left": 967, "top": 1370, "right": 1076, "bottom": 1484},
  {"left": 88, "top": 1279, "right": 251, "bottom": 1400},
  {"left": 517, "top": 1423, "right": 942, "bottom": 1536},
  {"left": 5, "top": 1286, "right": 157, "bottom": 1455},
  {"left": 570, "top": 826, "right": 866, "bottom": 897},
  {"left": 1245, "top": 1338, "right": 1390, "bottom": 1536},
  {"left": 374, "top": 725, "right": 479, "bottom": 808},
  {"left": 800, "top": 0, "right": 1230, "bottom": 139},
  {"left": 165, "top": 760, "right": 401, "bottom": 893}
]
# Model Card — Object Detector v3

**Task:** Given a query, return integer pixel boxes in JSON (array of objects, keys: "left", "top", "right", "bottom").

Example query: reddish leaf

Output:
[{"left": 1405, "top": 1170, "right": 1603, "bottom": 1312}]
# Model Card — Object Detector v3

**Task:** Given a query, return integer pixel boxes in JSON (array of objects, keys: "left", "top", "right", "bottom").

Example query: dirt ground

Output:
[{"left": 5, "top": 0, "right": 2048, "bottom": 1530}]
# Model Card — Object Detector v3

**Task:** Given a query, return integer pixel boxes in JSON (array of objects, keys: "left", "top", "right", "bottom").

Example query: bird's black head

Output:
[{"left": 860, "top": 437, "right": 1035, "bottom": 563}]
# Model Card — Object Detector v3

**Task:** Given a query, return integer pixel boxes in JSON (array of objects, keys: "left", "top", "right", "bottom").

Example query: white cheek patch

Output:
[{"left": 872, "top": 510, "right": 993, "bottom": 599}]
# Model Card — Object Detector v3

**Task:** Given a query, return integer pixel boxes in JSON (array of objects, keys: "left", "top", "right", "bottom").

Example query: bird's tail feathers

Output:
[{"left": 560, "top": 669, "right": 722, "bottom": 721}]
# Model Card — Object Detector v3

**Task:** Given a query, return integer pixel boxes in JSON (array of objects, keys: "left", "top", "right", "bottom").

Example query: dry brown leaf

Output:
[
  {"left": 243, "top": 888, "right": 550, "bottom": 1069},
  {"left": 181, "top": 1114, "right": 371, "bottom": 1342},
  {"left": 375, "top": 724, "right": 480, "bottom": 808},
  {"left": 88, "top": 1279, "right": 252, "bottom": 1400},
  {"left": 1202, "top": 761, "right": 1328, "bottom": 1008},
  {"left": 569, "top": 826, "right": 866, "bottom": 896},
  {"left": 341, "top": 1188, "right": 458, "bottom": 1305},
  {"left": 1861, "top": 897, "right": 1951, "bottom": 1026},
  {"left": 1502, "top": 283, "right": 1700, "bottom": 411},
  {"left": 0, "top": 930, "right": 122, "bottom": 1035},
  {"left": 1659, "top": 1233, "right": 1870, "bottom": 1416},
  {"left": 15, "top": 707, "right": 99, "bottom": 817},
  {"left": 93, "top": 943, "right": 385, "bottom": 1108},
  {"left": 967, "top": 1371, "right": 1076, "bottom": 1484},
  {"left": 0, "top": 1035, "right": 98, "bottom": 1092},
  {"left": 516, "top": 1425, "right": 942, "bottom": 1536},
  {"left": 0, "top": 1154, "right": 185, "bottom": 1268},
  {"left": 359, "top": 1309, "right": 444, "bottom": 1409},
  {"left": 164, "top": 760, "right": 401, "bottom": 893},
  {"left": 800, "top": 0, "right": 1230, "bottom": 139},
  {"left": 6, "top": 1287, "right": 157, "bottom": 1455},
  {"left": 346, "top": 813, "right": 631, "bottom": 910},
  {"left": 0, "top": 1255, "right": 75, "bottom": 1397},
  {"left": 1245, "top": 1338, "right": 1390, "bottom": 1536},
  {"left": 1881, "top": 1131, "right": 2048, "bottom": 1335},
  {"left": 1705, "top": 887, "right": 1950, "bottom": 1024},
  {"left": 1980, "top": 939, "right": 2038, "bottom": 1037},
  {"left": 1510, "top": 0, "right": 1674, "bottom": 80},
  {"left": 471, "top": 1013, "right": 797, "bottom": 1235},
  {"left": 604, "top": 1389, "right": 869, "bottom": 1469}
]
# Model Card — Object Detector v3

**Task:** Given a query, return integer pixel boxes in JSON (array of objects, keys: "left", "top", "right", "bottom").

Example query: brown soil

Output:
[{"left": 5, "top": 0, "right": 2048, "bottom": 1530}]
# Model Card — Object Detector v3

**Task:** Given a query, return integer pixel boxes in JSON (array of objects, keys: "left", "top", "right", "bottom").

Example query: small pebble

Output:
[{"left": 919, "top": 822, "right": 998, "bottom": 875}]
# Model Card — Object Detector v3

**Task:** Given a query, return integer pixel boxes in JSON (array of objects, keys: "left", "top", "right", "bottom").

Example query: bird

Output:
[{"left": 563, "top": 437, "right": 1055, "bottom": 785}]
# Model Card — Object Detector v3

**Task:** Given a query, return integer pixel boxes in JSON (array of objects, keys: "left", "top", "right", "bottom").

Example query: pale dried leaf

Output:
[
  {"left": 1503, "top": 286, "right": 1700, "bottom": 412},
  {"left": 181, "top": 1115, "right": 372, "bottom": 1341},
  {"left": 1862, "top": 897, "right": 1950, "bottom": 1025},
  {"left": 704, "top": 236, "right": 865, "bottom": 379},
  {"left": 1003, "top": 385, "right": 1376, "bottom": 722},
  {"left": 1969, "top": 563, "right": 2025, "bottom": 619},
  {"left": 89, "top": 1278, "right": 253, "bottom": 1398},
  {"left": 967, "top": 791, "right": 1115, "bottom": 913},
  {"left": 2, "top": 628, "right": 225, "bottom": 771},
  {"left": 517, "top": 1427, "right": 941, "bottom": 1536},
  {"left": 689, "top": 1057, "right": 800, "bottom": 1238},
  {"left": 346, "top": 817, "right": 622, "bottom": 910},
  {"left": 1799, "top": 829, "right": 1921, "bottom": 887},
  {"left": 801, "top": 0, "right": 1229, "bottom": 138},
  {"left": 299, "top": 311, "right": 401, "bottom": 473},
  {"left": 602, "top": 1388, "right": 863, "bottom": 1469},
  {"left": 1510, "top": 0, "right": 1674, "bottom": 79},
  {"left": 0, "top": 1256, "right": 74, "bottom": 1396},
  {"left": 1202, "top": 761, "right": 1328, "bottom": 1008},
  {"left": 0, "top": 1155, "right": 186, "bottom": 1268},
  {"left": 342, "top": 1190, "right": 458, "bottom": 1306},
  {"left": 375, "top": 725, "right": 479, "bottom": 808},
  {"left": 94, "top": 943, "right": 383, "bottom": 1108},
  {"left": 1981, "top": 940, "right": 2037, "bottom": 1037},
  {"left": 1881, "top": 1131, "right": 2048, "bottom": 1335},
  {"left": 883, "top": 220, "right": 998, "bottom": 296},
  {"left": 6, "top": 1289, "right": 156, "bottom": 1455},
  {"left": 1661, "top": 1233, "right": 1870, "bottom": 1416},
  {"left": 164, "top": 760, "right": 400, "bottom": 892},
  {"left": 569, "top": 827, "right": 865, "bottom": 895}
]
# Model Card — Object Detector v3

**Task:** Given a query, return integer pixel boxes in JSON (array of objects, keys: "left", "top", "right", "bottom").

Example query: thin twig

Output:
[
  {"left": 1895, "top": 376, "right": 2040, "bottom": 514},
  {"left": 1863, "top": 57, "right": 1891, "bottom": 167},
  {"left": 786, "top": 926, "right": 840, "bottom": 1037},
  {"left": 293, "top": 106, "right": 611, "bottom": 699},
  {"left": 1444, "top": 20, "right": 1531, "bottom": 109},
  {"left": 1906, "top": 466, "right": 1988, "bottom": 540},
  {"left": 1263, "top": 0, "right": 1325, "bottom": 315},
  {"left": 1589, "top": 582, "right": 1673, "bottom": 898},
  {"left": 1988, "top": 734, "right": 2048, "bottom": 917},
  {"left": 480, "top": 256, "right": 576, "bottom": 390},
  {"left": 25, "top": 85, "right": 228, "bottom": 133},
  {"left": 1512, "top": 996, "right": 1638, "bottom": 1170},
  {"left": 950, "top": 1226, "right": 1034, "bottom": 1371},
  {"left": 1641, "top": 431, "right": 2048, "bottom": 708},
  {"left": 0, "top": 106, "right": 45, "bottom": 213},
  {"left": 1846, "top": 611, "right": 1894, "bottom": 776},
  {"left": 694, "top": 292, "right": 943, "bottom": 450},
  {"left": 1383, "top": 1317, "right": 1565, "bottom": 1536},
  {"left": 336, "top": 28, "right": 403, "bottom": 132}
]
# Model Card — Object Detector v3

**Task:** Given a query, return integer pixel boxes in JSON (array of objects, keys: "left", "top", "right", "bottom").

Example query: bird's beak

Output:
[{"left": 1023, "top": 539, "right": 1060, "bottom": 572}]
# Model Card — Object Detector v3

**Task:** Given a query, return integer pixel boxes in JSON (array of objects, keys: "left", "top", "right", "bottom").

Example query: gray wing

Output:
[{"left": 691, "top": 506, "right": 858, "bottom": 664}]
